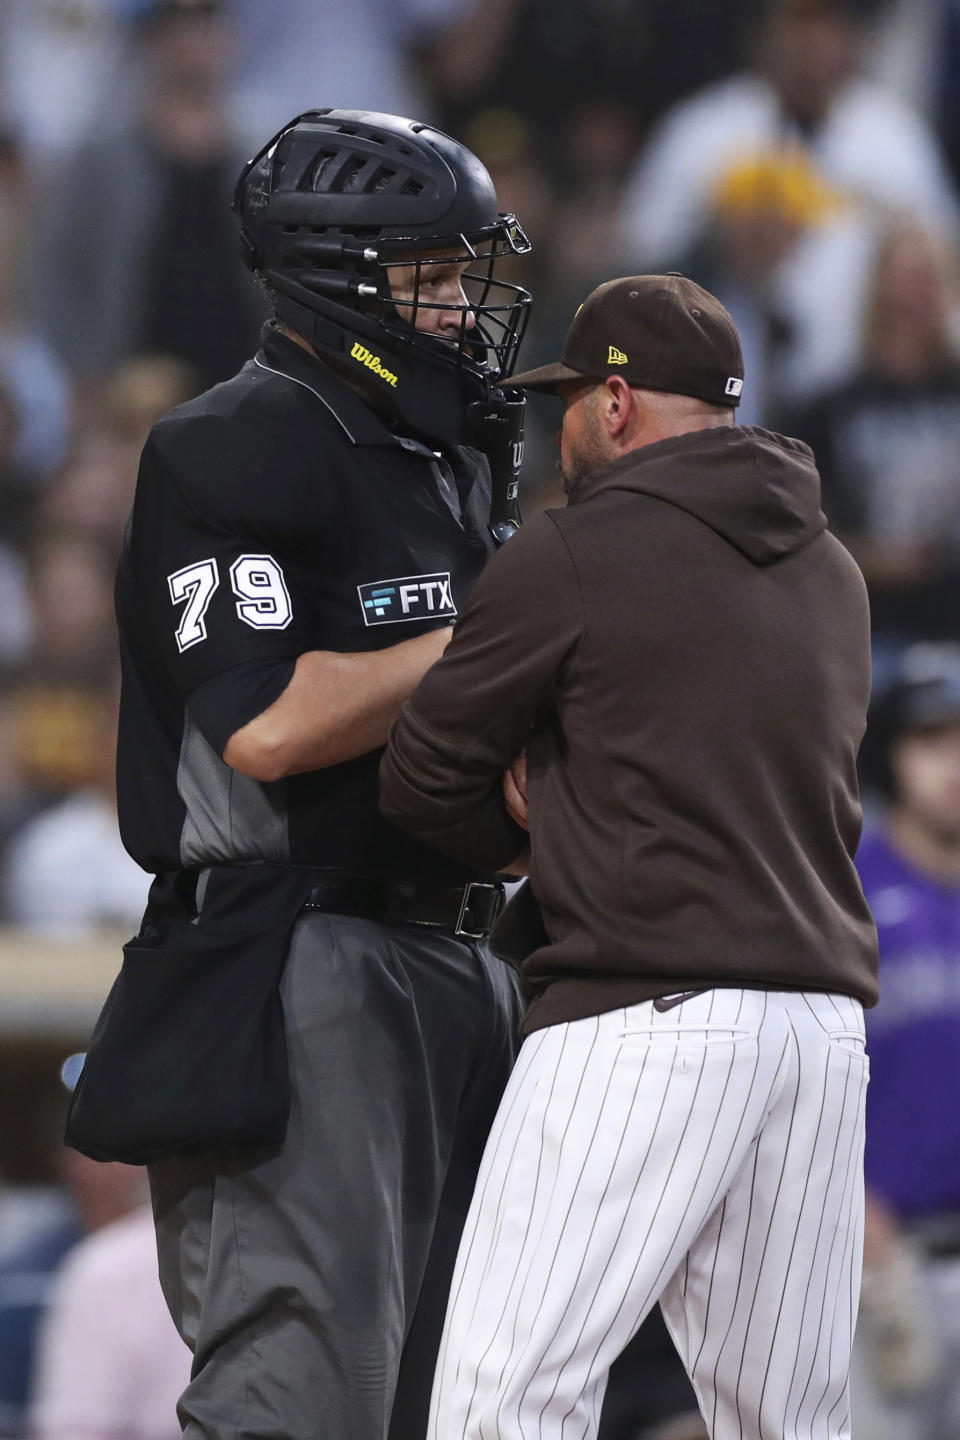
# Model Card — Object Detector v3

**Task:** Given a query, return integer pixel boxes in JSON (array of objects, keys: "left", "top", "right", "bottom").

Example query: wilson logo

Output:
[
  {"left": 608, "top": 346, "right": 628, "bottom": 365},
  {"left": 350, "top": 342, "right": 398, "bottom": 387}
]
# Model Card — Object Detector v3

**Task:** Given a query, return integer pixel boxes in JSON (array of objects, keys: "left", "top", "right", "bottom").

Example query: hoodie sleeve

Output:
[{"left": 379, "top": 511, "right": 582, "bottom": 871}]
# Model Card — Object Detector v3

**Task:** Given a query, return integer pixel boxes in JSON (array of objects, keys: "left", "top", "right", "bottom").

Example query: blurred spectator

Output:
[
  {"left": 864, "top": 0, "right": 942, "bottom": 115},
  {"left": 620, "top": 0, "right": 959, "bottom": 404},
  {"left": 2, "top": 677, "right": 149, "bottom": 934},
  {"left": 788, "top": 219, "right": 960, "bottom": 659},
  {"left": 0, "top": 1218, "right": 77, "bottom": 1439},
  {"left": 0, "top": 340, "right": 71, "bottom": 491},
  {"left": 33, "top": 0, "right": 265, "bottom": 390},
  {"left": 39, "top": 353, "right": 200, "bottom": 555},
  {"left": 20, "top": 533, "right": 116, "bottom": 688},
  {"left": 426, "top": 0, "right": 769, "bottom": 186},
  {"left": 99, "top": 351, "right": 200, "bottom": 447},
  {"left": 0, "top": 528, "right": 118, "bottom": 861},
  {"left": 603, "top": 0, "right": 768, "bottom": 135},
  {"left": 30, "top": 1205, "right": 190, "bottom": 1440},
  {"left": 681, "top": 151, "right": 847, "bottom": 424},
  {"left": 622, "top": 0, "right": 957, "bottom": 264},
  {"left": 0, "top": 1102, "right": 146, "bottom": 1440},
  {"left": 852, "top": 644, "right": 960, "bottom": 1438},
  {"left": 0, "top": 696, "right": 31, "bottom": 859},
  {"left": 0, "top": 1, "right": 144, "bottom": 168},
  {"left": 0, "top": 134, "right": 71, "bottom": 480},
  {"left": 426, "top": 0, "right": 645, "bottom": 184},
  {"left": 0, "top": 379, "right": 37, "bottom": 671},
  {"left": 937, "top": 0, "right": 960, "bottom": 189},
  {"left": 228, "top": 0, "right": 473, "bottom": 148},
  {"left": 460, "top": 109, "right": 554, "bottom": 261},
  {"left": 870, "top": 0, "right": 960, "bottom": 195},
  {"left": 33, "top": 432, "right": 143, "bottom": 561},
  {"left": 0, "top": 354, "right": 198, "bottom": 883},
  {"left": 1, "top": 677, "right": 107, "bottom": 852}
]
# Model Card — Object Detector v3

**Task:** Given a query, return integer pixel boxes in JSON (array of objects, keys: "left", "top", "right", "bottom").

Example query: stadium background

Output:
[{"left": 0, "top": 1, "right": 956, "bottom": 1436}]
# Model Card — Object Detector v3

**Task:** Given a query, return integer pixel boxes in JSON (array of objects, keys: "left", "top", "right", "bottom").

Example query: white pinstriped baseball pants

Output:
[{"left": 428, "top": 988, "right": 868, "bottom": 1440}]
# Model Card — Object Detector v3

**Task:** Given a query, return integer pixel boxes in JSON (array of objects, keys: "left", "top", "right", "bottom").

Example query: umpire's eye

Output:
[{"left": 424, "top": 265, "right": 469, "bottom": 298}]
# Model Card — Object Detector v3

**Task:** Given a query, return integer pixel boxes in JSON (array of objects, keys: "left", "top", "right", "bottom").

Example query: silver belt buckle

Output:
[{"left": 455, "top": 881, "right": 503, "bottom": 939}]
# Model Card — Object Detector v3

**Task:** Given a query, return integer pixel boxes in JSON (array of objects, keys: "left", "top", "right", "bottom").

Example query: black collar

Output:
[{"left": 256, "top": 322, "right": 438, "bottom": 453}]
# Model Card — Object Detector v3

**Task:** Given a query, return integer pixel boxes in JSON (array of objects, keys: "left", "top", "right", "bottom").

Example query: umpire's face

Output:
[{"left": 388, "top": 249, "right": 476, "bottom": 341}]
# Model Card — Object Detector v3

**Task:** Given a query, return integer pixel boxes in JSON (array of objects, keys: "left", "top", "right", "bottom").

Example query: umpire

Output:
[{"left": 71, "top": 110, "right": 532, "bottom": 1440}]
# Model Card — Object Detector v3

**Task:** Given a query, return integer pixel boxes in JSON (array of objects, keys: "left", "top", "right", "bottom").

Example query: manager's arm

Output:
[{"left": 380, "top": 513, "right": 582, "bottom": 872}]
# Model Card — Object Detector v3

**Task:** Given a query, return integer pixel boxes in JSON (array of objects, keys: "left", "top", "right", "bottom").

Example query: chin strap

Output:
[{"left": 466, "top": 388, "right": 525, "bottom": 545}]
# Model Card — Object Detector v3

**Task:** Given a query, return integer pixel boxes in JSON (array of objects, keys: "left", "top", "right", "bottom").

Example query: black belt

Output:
[{"left": 303, "top": 873, "right": 506, "bottom": 940}]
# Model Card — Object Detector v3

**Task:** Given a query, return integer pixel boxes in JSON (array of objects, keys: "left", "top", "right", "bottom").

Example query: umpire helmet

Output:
[{"left": 233, "top": 109, "right": 532, "bottom": 442}]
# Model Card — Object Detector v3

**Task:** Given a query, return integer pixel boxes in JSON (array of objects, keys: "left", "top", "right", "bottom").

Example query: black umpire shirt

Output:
[{"left": 115, "top": 322, "right": 496, "bottom": 883}]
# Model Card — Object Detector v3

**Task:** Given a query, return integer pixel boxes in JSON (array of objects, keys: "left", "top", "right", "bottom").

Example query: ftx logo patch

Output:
[{"left": 358, "top": 572, "right": 457, "bottom": 626}]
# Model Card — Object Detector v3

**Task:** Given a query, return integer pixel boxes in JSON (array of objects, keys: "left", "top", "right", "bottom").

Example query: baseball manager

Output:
[{"left": 381, "top": 274, "right": 879, "bottom": 1440}]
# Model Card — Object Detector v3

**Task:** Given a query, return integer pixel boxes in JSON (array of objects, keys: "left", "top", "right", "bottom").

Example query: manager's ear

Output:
[{"left": 602, "top": 375, "right": 636, "bottom": 440}]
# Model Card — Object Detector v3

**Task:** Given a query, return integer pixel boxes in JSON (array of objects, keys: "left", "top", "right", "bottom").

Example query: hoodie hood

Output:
[{"left": 570, "top": 424, "right": 826, "bottom": 565}]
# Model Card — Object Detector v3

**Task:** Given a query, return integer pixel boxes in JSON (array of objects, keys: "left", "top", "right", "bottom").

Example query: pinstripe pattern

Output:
[{"left": 427, "top": 988, "right": 868, "bottom": 1440}]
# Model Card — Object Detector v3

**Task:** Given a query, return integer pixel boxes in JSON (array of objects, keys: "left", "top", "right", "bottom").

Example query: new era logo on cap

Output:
[{"left": 608, "top": 346, "right": 628, "bottom": 365}]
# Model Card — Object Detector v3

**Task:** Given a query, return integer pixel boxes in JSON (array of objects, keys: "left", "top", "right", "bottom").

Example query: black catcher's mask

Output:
[{"left": 233, "top": 109, "right": 532, "bottom": 449}]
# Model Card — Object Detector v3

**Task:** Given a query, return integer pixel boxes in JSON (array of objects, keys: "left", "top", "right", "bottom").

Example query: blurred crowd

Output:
[
  {"left": 2, "top": 0, "right": 960, "bottom": 929},
  {"left": 0, "top": 0, "right": 957, "bottom": 1436}
]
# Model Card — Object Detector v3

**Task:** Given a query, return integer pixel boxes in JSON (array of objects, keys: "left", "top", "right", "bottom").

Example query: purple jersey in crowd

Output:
[{"left": 858, "top": 825, "right": 960, "bottom": 1216}]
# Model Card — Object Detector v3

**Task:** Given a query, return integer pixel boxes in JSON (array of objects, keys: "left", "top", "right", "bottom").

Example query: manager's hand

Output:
[
  {"left": 500, "top": 753, "right": 530, "bottom": 876},
  {"left": 503, "top": 752, "right": 528, "bottom": 831}
]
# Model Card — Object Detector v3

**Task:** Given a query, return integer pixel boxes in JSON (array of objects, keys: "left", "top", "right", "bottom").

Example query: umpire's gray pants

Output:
[{"left": 148, "top": 910, "right": 523, "bottom": 1440}]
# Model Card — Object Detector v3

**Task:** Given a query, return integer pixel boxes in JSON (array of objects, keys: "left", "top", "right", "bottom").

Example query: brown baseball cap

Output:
[{"left": 511, "top": 273, "right": 745, "bottom": 408}]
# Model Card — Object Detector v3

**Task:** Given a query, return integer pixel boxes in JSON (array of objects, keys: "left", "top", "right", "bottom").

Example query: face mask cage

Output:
[{"left": 371, "top": 217, "right": 532, "bottom": 380}]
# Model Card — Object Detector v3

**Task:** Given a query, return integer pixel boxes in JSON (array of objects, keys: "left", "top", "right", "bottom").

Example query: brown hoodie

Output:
[{"left": 380, "top": 425, "right": 879, "bottom": 1032}]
